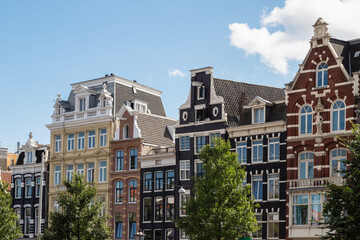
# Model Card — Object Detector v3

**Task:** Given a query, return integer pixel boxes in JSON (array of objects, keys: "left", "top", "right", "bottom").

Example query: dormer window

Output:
[
  {"left": 56, "top": 106, "right": 61, "bottom": 115},
  {"left": 196, "top": 109, "right": 205, "bottom": 122},
  {"left": 132, "top": 86, "right": 137, "bottom": 95},
  {"left": 197, "top": 86, "right": 205, "bottom": 100},
  {"left": 135, "top": 103, "right": 147, "bottom": 113},
  {"left": 79, "top": 98, "right": 86, "bottom": 111},
  {"left": 317, "top": 62, "right": 328, "bottom": 87},
  {"left": 253, "top": 107, "right": 265, "bottom": 124},
  {"left": 102, "top": 98, "right": 106, "bottom": 107},
  {"left": 26, "top": 151, "right": 33, "bottom": 163},
  {"left": 123, "top": 125, "right": 130, "bottom": 139}
]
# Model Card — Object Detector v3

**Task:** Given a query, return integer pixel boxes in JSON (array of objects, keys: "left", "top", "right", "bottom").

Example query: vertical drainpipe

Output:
[{"left": 38, "top": 150, "right": 48, "bottom": 237}]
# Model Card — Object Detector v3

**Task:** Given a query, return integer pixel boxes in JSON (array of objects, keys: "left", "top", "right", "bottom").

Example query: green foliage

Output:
[
  {"left": 42, "top": 174, "right": 111, "bottom": 240},
  {"left": 0, "top": 180, "right": 22, "bottom": 240},
  {"left": 322, "top": 123, "right": 360, "bottom": 239},
  {"left": 176, "top": 138, "right": 258, "bottom": 240}
]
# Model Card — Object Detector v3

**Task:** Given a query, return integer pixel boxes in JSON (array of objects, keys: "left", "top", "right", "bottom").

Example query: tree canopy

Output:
[
  {"left": 0, "top": 180, "right": 22, "bottom": 240},
  {"left": 42, "top": 174, "right": 111, "bottom": 240},
  {"left": 323, "top": 124, "right": 360, "bottom": 239},
  {"left": 176, "top": 138, "right": 258, "bottom": 240}
]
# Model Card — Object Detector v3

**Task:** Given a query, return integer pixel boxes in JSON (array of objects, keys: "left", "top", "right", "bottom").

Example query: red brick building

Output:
[
  {"left": 285, "top": 18, "right": 360, "bottom": 239},
  {"left": 109, "top": 105, "right": 176, "bottom": 239}
]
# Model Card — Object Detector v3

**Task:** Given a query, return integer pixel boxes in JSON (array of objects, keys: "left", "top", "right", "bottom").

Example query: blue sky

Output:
[{"left": 1, "top": 0, "right": 359, "bottom": 152}]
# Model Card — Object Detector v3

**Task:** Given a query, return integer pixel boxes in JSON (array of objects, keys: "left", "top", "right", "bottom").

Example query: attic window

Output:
[
  {"left": 253, "top": 107, "right": 265, "bottom": 124},
  {"left": 355, "top": 51, "right": 360, "bottom": 58},
  {"left": 132, "top": 86, "right": 137, "bottom": 95},
  {"left": 26, "top": 151, "right": 33, "bottom": 164},
  {"left": 197, "top": 86, "right": 205, "bottom": 100},
  {"left": 196, "top": 109, "right": 205, "bottom": 122}
]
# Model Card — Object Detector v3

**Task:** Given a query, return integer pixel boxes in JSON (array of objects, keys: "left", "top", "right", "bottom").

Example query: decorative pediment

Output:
[
  {"left": 21, "top": 132, "right": 38, "bottom": 151},
  {"left": 248, "top": 96, "right": 272, "bottom": 108},
  {"left": 95, "top": 148, "right": 109, "bottom": 156},
  {"left": 98, "top": 82, "right": 113, "bottom": 107},
  {"left": 50, "top": 154, "right": 62, "bottom": 161},
  {"left": 73, "top": 85, "right": 96, "bottom": 95}
]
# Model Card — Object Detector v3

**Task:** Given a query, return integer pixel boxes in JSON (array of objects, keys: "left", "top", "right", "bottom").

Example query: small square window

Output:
[{"left": 253, "top": 107, "right": 265, "bottom": 124}]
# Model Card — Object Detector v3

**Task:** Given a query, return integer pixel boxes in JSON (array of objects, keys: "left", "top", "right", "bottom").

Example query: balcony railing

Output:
[
  {"left": 288, "top": 177, "right": 344, "bottom": 189},
  {"left": 51, "top": 106, "right": 112, "bottom": 123}
]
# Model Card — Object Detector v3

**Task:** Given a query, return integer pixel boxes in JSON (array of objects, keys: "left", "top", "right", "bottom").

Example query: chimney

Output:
[{"left": 238, "top": 92, "right": 247, "bottom": 118}]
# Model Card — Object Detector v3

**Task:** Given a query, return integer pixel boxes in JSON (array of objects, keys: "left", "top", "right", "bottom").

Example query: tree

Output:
[
  {"left": 176, "top": 138, "right": 258, "bottom": 240},
  {"left": 0, "top": 180, "right": 22, "bottom": 240},
  {"left": 42, "top": 173, "right": 111, "bottom": 240},
  {"left": 322, "top": 124, "right": 360, "bottom": 239}
]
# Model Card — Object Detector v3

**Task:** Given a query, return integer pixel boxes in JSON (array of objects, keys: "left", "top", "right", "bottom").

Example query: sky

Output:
[{"left": 1, "top": 0, "right": 360, "bottom": 152}]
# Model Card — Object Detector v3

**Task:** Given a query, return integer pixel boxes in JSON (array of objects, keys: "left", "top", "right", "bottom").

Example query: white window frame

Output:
[
  {"left": 87, "top": 162, "right": 94, "bottom": 183},
  {"left": 35, "top": 177, "right": 41, "bottom": 198},
  {"left": 123, "top": 125, "right": 130, "bottom": 139},
  {"left": 25, "top": 178, "right": 32, "bottom": 198},
  {"left": 267, "top": 212, "right": 280, "bottom": 239},
  {"left": 115, "top": 180, "right": 123, "bottom": 204},
  {"left": 252, "top": 140, "right": 263, "bottom": 163},
  {"left": 268, "top": 174, "right": 280, "bottom": 201},
  {"left": 179, "top": 190, "right": 190, "bottom": 217},
  {"left": 252, "top": 175, "right": 263, "bottom": 201},
  {"left": 54, "top": 165, "right": 61, "bottom": 186},
  {"left": 180, "top": 160, "right": 190, "bottom": 180},
  {"left": 67, "top": 133, "right": 75, "bottom": 151},
  {"left": 88, "top": 130, "right": 95, "bottom": 149},
  {"left": 253, "top": 107, "right": 265, "bottom": 124},
  {"left": 166, "top": 196, "right": 175, "bottom": 221},
  {"left": 195, "top": 159, "right": 204, "bottom": 178},
  {"left": 268, "top": 138, "right": 280, "bottom": 161},
  {"left": 99, "top": 128, "right": 107, "bottom": 147},
  {"left": 209, "top": 132, "right": 220, "bottom": 147},
  {"left": 154, "top": 197, "right": 163, "bottom": 222},
  {"left": 129, "top": 180, "right": 137, "bottom": 203},
  {"left": 15, "top": 178, "right": 21, "bottom": 199},
  {"left": 53, "top": 198, "right": 60, "bottom": 212},
  {"left": 24, "top": 208, "right": 31, "bottom": 235},
  {"left": 66, "top": 164, "right": 74, "bottom": 182},
  {"left": 77, "top": 132, "right": 85, "bottom": 150},
  {"left": 195, "top": 136, "right": 205, "bottom": 154},
  {"left": 55, "top": 135, "right": 61, "bottom": 152},
  {"left": 26, "top": 151, "right": 33, "bottom": 163},
  {"left": 35, "top": 207, "right": 39, "bottom": 235},
  {"left": 99, "top": 161, "right": 107, "bottom": 183},
  {"left": 292, "top": 193, "right": 324, "bottom": 226},
  {"left": 299, "top": 105, "right": 313, "bottom": 135},
  {"left": 330, "top": 148, "right": 347, "bottom": 177},
  {"left": 180, "top": 136, "right": 190, "bottom": 151},
  {"left": 316, "top": 62, "right": 328, "bottom": 88},
  {"left": 77, "top": 163, "right": 84, "bottom": 175},
  {"left": 299, "top": 152, "right": 314, "bottom": 179},
  {"left": 79, "top": 97, "right": 86, "bottom": 111},
  {"left": 155, "top": 171, "right": 163, "bottom": 191},
  {"left": 331, "top": 100, "right": 346, "bottom": 132},
  {"left": 166, "top": 170, "right": 175, "bottom": 190},
  {"left": 197, "top": 86, "right": 205, "bottom": 100},
  {"left": 116, "top": 150, "right": 124, "bottom": 171},
  {"left": 143, "top": 197, "right": 152, "bottom": 222},
  {"left": 253, "top": 213, "right": 263, "bottom": 240},
  {"left": 236, "top": 141, "right": 247, "bottom": 164}
]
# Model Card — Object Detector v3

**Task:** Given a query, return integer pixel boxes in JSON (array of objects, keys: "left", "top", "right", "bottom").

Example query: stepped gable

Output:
[
  {"left": 213, "top": 78, "right": 285, "bottom": 125},
  {"left": 136, "top": 113, "right": 176, "bottom": 147}
]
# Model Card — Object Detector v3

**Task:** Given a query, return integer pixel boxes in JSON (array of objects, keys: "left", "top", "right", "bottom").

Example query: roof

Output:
[
  {"left": 213, "top": 78, "right": 285, "bottom": 125},
  {"left": 136, "top": 113, "right": 176, "bottom": 147},
  {"left": 330, "top": 38, "right": 360, "bottom": 75}
]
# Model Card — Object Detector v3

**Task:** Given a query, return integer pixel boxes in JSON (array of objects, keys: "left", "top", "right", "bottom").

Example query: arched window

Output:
[
  {"left": 317, "top": 62, "right": 328, "bottom": 87},
  {"left": 330, "top": 148, "right": 346, "bottom": 177},
  {"left": 123, "top": 125, "right": 129, "bottom": 139},
  {"left": 332, "top": 100, "right": 345, "bottom": 131},
  {"left": 299, "top": 152, "right": 314, "bottom": 179},
  {"left": 300, "top": 105, "right": 313, "bottom": 135}
]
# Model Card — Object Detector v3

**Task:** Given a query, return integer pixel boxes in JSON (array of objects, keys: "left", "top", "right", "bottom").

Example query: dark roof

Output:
[
  {"left": 136, "top": 113, "right": 176, "bottom": 147},
  {"left": 16, "top": 149, "right": 45, "bottom": 165},
  {"left": 213, "top": 78, "right": 285, "bottom": 125},
  {"left": 330, "top": 38, "right": 360, "bottom": 75}
]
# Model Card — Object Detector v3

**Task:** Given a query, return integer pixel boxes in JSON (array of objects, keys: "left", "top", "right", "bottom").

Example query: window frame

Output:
[
  {"left": 67, "top": 133, "right": 75, "bottom": 151},
  {"left": 87, "top": 162, "right": 94, "bottom": 183},
  {"left": 123, "top": 125, "right": 130, "bottom": 139},
  {"left": 252, "top": 175, "right": 263, "bottom": 201},
  {"left": 268, "top": 138, "right": 280, "bottom": 161},
  {"left": 143, "top": 172, "right": 152, "bottom": 192},
  {"left": 179, "top": 160, "right": 190, "bottom": 181},
  {"left": 35, "top": 177, "right": 41, "bottom": 198},
  {"left": 330, "top": 148, "right": 347, "bottom": 177},
  {"left": 252, "top": 140, "right": 263, "bottom": 163},
  {"left": 316, "top": 62, "right": 328, "bottom": 88},
  {"left": 24, "top": 208, "right": 31, "bottom": 235},
  {"left": 88, "top": 130, "right": 95, "bottom": 149},
  {"left": 253, "top": 107, "right": 265, "bottom": 124},
  {"left": 267, "top": 213, "right": 280, "bottom": 239},
  {"left": 179, "top": 190, "right": 190, "bottom": 217},
  {"left": 154, "top": 197, "right": 163, "bottom": 222},
  {"left": 299, "top": 105, "right": 313, "bottom": 135},
  {"left": 99, "top": 161, "right": 107, "bottom": 183},
  {"left": 25, "top": 178, "right": 32, "bottom": 198},
  {"left": 268, "top": 174, "right": 280, "bottom": 201},
  {"left": 129, "top": 180, "right": 137, "bottom": 203},
  {"left": 77, "top": 132, "right": 85, "bottom": 150},
  {"left": 55, "top": 135, "right": 61, "bottom": 152},
  {"left": 99, "top": 128, "right": 107, "bottom": 147},
  {"left": 299, "top": 152, "right": 314, "bottom": 179},
  {"left": 236, "top": 141, "right": 247, "bottom": 164},
  {"left": 15, "top": 178, "right": 21, "bottom": 199},
  {"left": 143, "top": 197, "right": 152, "bottom": 222},
  {"left": 155, "top": 171, "right": 163, "bottom": 191},
  {"left": 114, "top": 213, "right": 123, "bottom": 239},
  {"left": 331, "top": 100, "right": 346, "bottom": 132},
  {"left": 197, "top": 86, "right": 205, "bottom": 100},
  {"left": 54, "top": 165, "right": 61, "bottom": 186},
  {"left": 130, "top": 149, "right": 138, "bottom": 170},
  {"left": 115, "top": 180, "right": 123, "bottom": 204},
  {"left": 128, "top": 212, "right": 137, "bottom": 239},
  {"left": 253, "top": 213, "right": 263, "bottom": 240},
  {"left": 77, "top": 163, "right": 84, "bottom": 175},
  {"left": 166, "top": 196, "right": 175, "bottom": 221},
  {"left": 195, "top": 136, "right": 205, "bottom": 154},
  {"left": 180, "top": 136, "right": 190, "bottom": 151},
  {"left": 116, "top": 150, "right": 124, "bottom": 171},
  {"left": 166, "top": 170, "right": 175, "bottom": 190},
  {"left": 66, "top": 164, "right": 74, "bottom": 182},
  {"left": 79, "top": 97, "right": 86, "bottom": 111}
]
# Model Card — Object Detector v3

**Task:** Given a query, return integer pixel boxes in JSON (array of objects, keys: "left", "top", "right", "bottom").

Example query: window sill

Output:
[
  {"left": 154, "top": 189, "right": 163, "bottom": 192},
  {"left": 165, "top": 188, "right": 175, "bottom": 191},
  {"left": 114, "top": 202, "right": 123, "bottom": 205},
  {"left": 143, "top": 190, "right": 152, "bottom": 193},
  {"left": 180, "top": 149, "right": 190, "bottom": 151},
  {"left": 128, "top": 202, "right": 137, "bottom": 204},
  {"left": 180, "top": 179, "right": 190, "bottom": 181},
  {"left": 312, "top": 85, "right": 329, "bottom": 91}
]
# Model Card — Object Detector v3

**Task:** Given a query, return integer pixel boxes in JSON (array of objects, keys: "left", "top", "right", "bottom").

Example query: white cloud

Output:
[
  {"left": 229, "top": 0, "right": 360, "bottom": 75},
  {"left": 168, "top": 68, "right": 185, "bottom": 77}
]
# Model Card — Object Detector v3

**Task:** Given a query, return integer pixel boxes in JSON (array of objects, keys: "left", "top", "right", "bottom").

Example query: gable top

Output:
[
  {"left": 248, "top": 96, "right": 273, "bottom": 107},
  {"left": 15, "top": 133, "right": 49, "bottom": 166}
]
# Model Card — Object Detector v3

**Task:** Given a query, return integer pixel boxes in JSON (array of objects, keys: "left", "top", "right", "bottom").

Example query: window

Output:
[
  {"left": 180, "top": 230, "right": 189, "bottom": 240},
  {"left": 300, "top": 105, "right": 313, "bottom": 135},
  {"left": 35, "top": 208, "right": 39, "bottom": 235},
  {"left": 143, "top": 173, "right": 152, "bottom": 192},
  {"left": 268, "top": 213, "right": 279, "bottom": 239},
  {"left": 130, "top": 149, "right": 138, "bottom": 170},
  {"left": 166, "top": 170, "right": 175, "bottom": 189},
  {"left": 196, "top": 136, "right": 205, "bottom": 153},
  {"left": 179, "top": 192, "right": 190, "bottom": 216},
  {"left": 252, "top": 175, "right": 263, "bottom": 201},
  {"left": 116, "top": 150, "right": 124, "bottom": 171},
  {"left": 253, "top": 214, "right": 263, "bottom": 239},
  {"left": 101, "top": 98, "right": 106, "bottom": 107},
  {"left": 15, "top": 208, "right": 21, "bottom": 226},
  {"left": 25, "top": 178, "right": 32, "bottom": 198},
  {"left": 311, "top": 194, "right": 322, "bottom": 225},
  {"left": 180, "top": 136, "right": 190, "bottom": 150},
  {"left": 237, "top": 142, "right": 247, "bottom": 164},
  {"left": 330, "top": 149, "right": 346, "bottom": 177},
  {"left": 54, "top": 199, "right": 60, "bottom": 212},
  {"left": 293, "top": 194, "right": 308, "bottom": 225},
  {"left": 87, "top": 162, "right": 94, "bottom": 183},
  {"left": 268, "top": 174, "right": 279, "bottom": 200},
  {"left": 198, "top": 86, "right": 205, "bottom": 99},
  {"left": 55, "top": 135, "right": 61, "bottom": 152},
  {"left": 79, "top": 97, "right": 86, "bottom": 111},
  {"left": 155, "top": 229, "right": 163, "bottom": 240},
  {"left": 100, "top": 128, "right": 107, "bottom": 147},
  {"left": 196, "top": 109, "right": 205, "bottom": 122},
  {"left": 252, "top": 140, "right": 263, "bottom": 163},
  {"left": 254, "top": 107, "right": 265, "bottom": 123},
  {"left": 299, "top": 152, "right": 314, "bottom": 179},
  {"left": 115, "top": 181, "right": 123, "bottom": 203},
  {"left": 317, "top": 62, "right": 328, "bottom": 87},
  {"left": 88, "top": 131, "right": 95, "bottom": 149},
  {"left": 155, "top": 197, "right": 163, "bottom": 221},
  {"left": 77, "top": 132, "right": 85, "bottom": 150},
  {"left": 166, "top": 229, "right": 174, "bottom": 240},
  {"left": 180, "top": 160, "right": 190, "bottom": 180},
  {"left": 54, "top": 165, "right": 61, "bottom": 186},
  {"left": 26, "top": 151, "right": 33, "bottom": 163},
  {"left": 129, "top": 213, "right": 136, "bottom": 239},
  {"left": 155, "top": 172, "right": 163, "bottom": 191},
  {"left": 24, "top": 208, "right": 31, "bottom": 235},
  {"left": 135, "top": 103, "right": 147, "bottom": 112},
  {"left": 66, "top": 165, "right": 74, "bottom": 182},
  {"left": 196, "top": 162, "right": 204, "bottom": 178},
  {"left": 143, "top": 198, "right": 152, "bottom": 222},
  {"left": 332, "top": 100, "right": 345, "bottom": 131},
  {"left": 123, "top": 125, "right": 129, "bottom": 139},
  {"left": 166, "top": 196, "right": 175, "bottom": 221},
  {"left": 129, "top": 180, "right": 137, "bottom": 203},
  {"left": 114, "top": 213, "right": 123, "bottom": 239},
  {"left": 77, "top": 163, "right": 84, "bottom": 175},
  {"left": 268, "top": 138, "right": 280, "bottom": 161},
  {"left": 209, "top": 132, "right": 220, "bottom": 146},
  {"left": 99, "top": 161, "right": 107, "bottom": 182},
  {"left": 144, "top": 230, "right": 152, "bottom": 240},
  {"left": 15, "top": 179, "right": 21, "bottom": 198},
  {"left": 67, "top": 133, "right": 74, "bottom": 151},
  {"left": 98, "top": 196, "right": 106, "bottom": 216},
  {"left": 36, "top": 177, "right": 41, "bottom": 198}
]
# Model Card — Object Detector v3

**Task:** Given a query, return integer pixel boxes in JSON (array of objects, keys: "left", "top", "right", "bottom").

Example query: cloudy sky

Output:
[{"left": 1, "top": 0, "right": 359, "bottom": 151}]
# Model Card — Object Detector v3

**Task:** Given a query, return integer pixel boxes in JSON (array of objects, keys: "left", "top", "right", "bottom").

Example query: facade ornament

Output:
[
  {"left": 314, "top": 98, "right": 324, "bottom": 134},
  {"left": 29, "top": 132, "right": 33, "bottom": 139}
]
